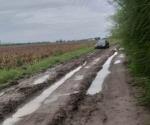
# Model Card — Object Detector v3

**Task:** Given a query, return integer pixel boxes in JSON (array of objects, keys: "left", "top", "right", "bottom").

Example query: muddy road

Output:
[
  {"left": 62, "top": 49, "right": 150, "bottom": 125},
  {"left": 0, "top": 46, "right": 149, "bottom": 125}
]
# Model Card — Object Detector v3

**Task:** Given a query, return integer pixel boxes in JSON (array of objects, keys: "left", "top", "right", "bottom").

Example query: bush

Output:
[{"left": 112, "top": 0, "right": 150, "bottom": 105}]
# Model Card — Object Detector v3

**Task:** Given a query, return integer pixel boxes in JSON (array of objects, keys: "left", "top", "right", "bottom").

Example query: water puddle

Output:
[
  {"left": 85, "top": 66, "right": 91, "bottom": 69},
  {"left": 94, "top": 58, "right": 101, "bottom": 62},
  {"left": 118, "top": 54, "right": 125, "bottom": 58},
  {"left": 119, "top": 48, "right": 124, "bottom": 51},
  {"left": 2, "top": 65, "right": 82, "bottom": 125},
  {"left": 83, "top": 61, "right": 87, "bottom": 66},
  {"left": 114, "top": 60, "right": 122, "bottom": 64},
  {"left": 87, "top": 52, "right": 118, "bottom": 95},
  {"left": 74, "top": 75, "right": 84, "bottom": 81},
  {"left": 0, "top": 92, "right": 4, "bottom": 97},
  {"left": 33, "top": 74, "right": 50, "bottom": 85},
  {"left": 60, "top": 91, "right": 79, "bottom": 96}
]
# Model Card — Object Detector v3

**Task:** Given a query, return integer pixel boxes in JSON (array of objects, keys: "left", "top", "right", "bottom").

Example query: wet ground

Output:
[
  {"left": 62, "top": 49, "right": 150, "bottom": 125},
  {"left": 1, "top": 46, "right": 150, "bottom": 125},
  {"left": 0, "top": 49, "right": 100, "bottom": 122}
]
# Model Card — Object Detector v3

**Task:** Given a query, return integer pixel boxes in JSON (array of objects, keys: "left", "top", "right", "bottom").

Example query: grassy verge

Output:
[
  {"left": 0, "top": 47, "right": 94, "bottom": 85},
  {"left": 127, "top": 56, "right": 150, "bottom": 106}
]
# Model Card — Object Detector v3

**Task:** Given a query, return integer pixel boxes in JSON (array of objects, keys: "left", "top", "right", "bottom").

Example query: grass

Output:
[
  {"left": 131, "top": 76, "right": 150, "bottom": 106},
  {"left": 0, "top": 47, "right": 94, "bottom": 85},
  {"left": 126, "top": 56, "right": 150, "bottom": 106}
]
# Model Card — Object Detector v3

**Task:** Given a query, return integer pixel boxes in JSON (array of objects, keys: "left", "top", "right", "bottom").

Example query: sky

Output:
[{"left": 0, "top": 0, "right": 115, "bottom": 43}]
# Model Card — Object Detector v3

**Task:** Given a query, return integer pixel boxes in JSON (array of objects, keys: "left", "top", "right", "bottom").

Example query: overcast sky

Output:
[{"left": 0, "top": 0, "right": 115, "bottom": 43}]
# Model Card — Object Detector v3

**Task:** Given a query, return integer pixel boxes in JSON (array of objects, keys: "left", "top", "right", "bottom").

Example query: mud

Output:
[
  {"left": 0, "top": 50, "right": 102, "bottom": 122},
  {"left": 2, "top": 45, "right": 145, "bottom": 125},
  {"left": 2, "top": 65, "right": 83, "bottom": 125},
  {"left": 1, "top": 47, "right": 116, "bottom": 125},
  {"left": 87, "top": 52, "right": 117, "bottom": 95},
  {"left": 62, "top": 49, "right": 150, "bottom": 125}
]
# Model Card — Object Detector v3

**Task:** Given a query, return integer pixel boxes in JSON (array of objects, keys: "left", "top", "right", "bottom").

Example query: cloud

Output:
[{"left": 0, "top": 0, "right": 115, "bottom": 43}]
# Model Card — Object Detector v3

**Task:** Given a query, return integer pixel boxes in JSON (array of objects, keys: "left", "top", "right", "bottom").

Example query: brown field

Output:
[{"left": 0, "top": 42, "right": 92, "bottom": 68}]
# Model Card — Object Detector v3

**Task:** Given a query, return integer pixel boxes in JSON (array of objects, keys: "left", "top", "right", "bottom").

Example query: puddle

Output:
[
  {"left": 85, "top": 66, "right": 91, "bottom": 69},
  {"left": 0, "top": 92, "right": 4, "bottom": 97},
  {"left": 83, "top": 61, "right": 87, "bottom": 66},
  {"left": 87, "top": 52, "right": 118, "bottom": 95},
  {"left": 94, "top": 58, "right": 101, "bottom": 62},
  {"left": 114, "top": 60, "right": 122, "bottom": 64},
  {"left": 33, "top": 74, "right": 50, "bottom": 85},
  {"left": 43, "top": 95, "right": 58, "bottom": 104},
  {"left": 118, "top": 54, "right": 125, "bottom": 58},
  {"left": 2, "top": 65, "right": 82, "bottom": 125},
  {"left": 119, "top": 48, "right": 124, "bottom": 51},
  {"left": 114, "top": 48, "right": 117, "bottom": 51},
  {"left": 60, "top": 91, "right": 79, "bottom": 96},
  {"left": 74, "top": 75, "right": 84, "bottom": 81}
]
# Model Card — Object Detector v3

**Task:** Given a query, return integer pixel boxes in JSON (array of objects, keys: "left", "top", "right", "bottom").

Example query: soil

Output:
[
  {"left": 1, "top": 46, "right": 150, "bottom": 125},
  {"left": 0, "top": 49, "right": 102, "bottom": 122},
  {"left": 62, "top": 49, "right": 150, "bottom": 125}
]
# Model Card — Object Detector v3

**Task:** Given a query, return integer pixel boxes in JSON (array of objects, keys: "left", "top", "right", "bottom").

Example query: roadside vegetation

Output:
[
  {"left": 0, "top": 42, "right": 94, "bottom": 86},
  {"left": 111, "top": 0, "right": 150, "bottom": 105}
]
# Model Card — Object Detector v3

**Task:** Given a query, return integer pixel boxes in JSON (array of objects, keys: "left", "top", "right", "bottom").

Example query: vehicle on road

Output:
[{"left": 95, "top": 38, "right": 109, "bottom": 49}]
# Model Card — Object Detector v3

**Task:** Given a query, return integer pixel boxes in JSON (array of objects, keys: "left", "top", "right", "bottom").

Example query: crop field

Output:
[
  {"left": 0, "top": 42, "right": 94, "bottom": 84},
  {"left": 0, "top": 42, "right": 92, "bottom": 69}
]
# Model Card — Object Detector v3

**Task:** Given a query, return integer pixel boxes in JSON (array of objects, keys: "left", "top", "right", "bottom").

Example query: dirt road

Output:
[
  {"left": 62, "top": 49, "right": 150, "bottom": 125},
  {"left": 1, "top": 46, "right": 149, "bottom": 125}
]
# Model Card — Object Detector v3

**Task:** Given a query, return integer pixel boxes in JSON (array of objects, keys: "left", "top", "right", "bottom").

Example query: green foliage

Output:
[
  {"left": 112, "top": 0, "right": 150, "bottom": 105},
  {"left": 112, "top": 0, "right": 150, "bottom": 76}
]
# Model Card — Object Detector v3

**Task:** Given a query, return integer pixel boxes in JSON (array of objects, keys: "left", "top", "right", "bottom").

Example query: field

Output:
[
  {"left": 0, "top": 42, "right": 94, "bottom": 85},
  {"left": 0, "top": 43, "right": 92, "bottom": 68}
]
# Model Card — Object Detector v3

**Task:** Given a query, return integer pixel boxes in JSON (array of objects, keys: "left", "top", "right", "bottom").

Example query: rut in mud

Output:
[
  {"left": 0, "top": 57, "right": 85, "bottom": 121},
  {"left": 2, "top": 65, "right": 83, "bottom": 125}
]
